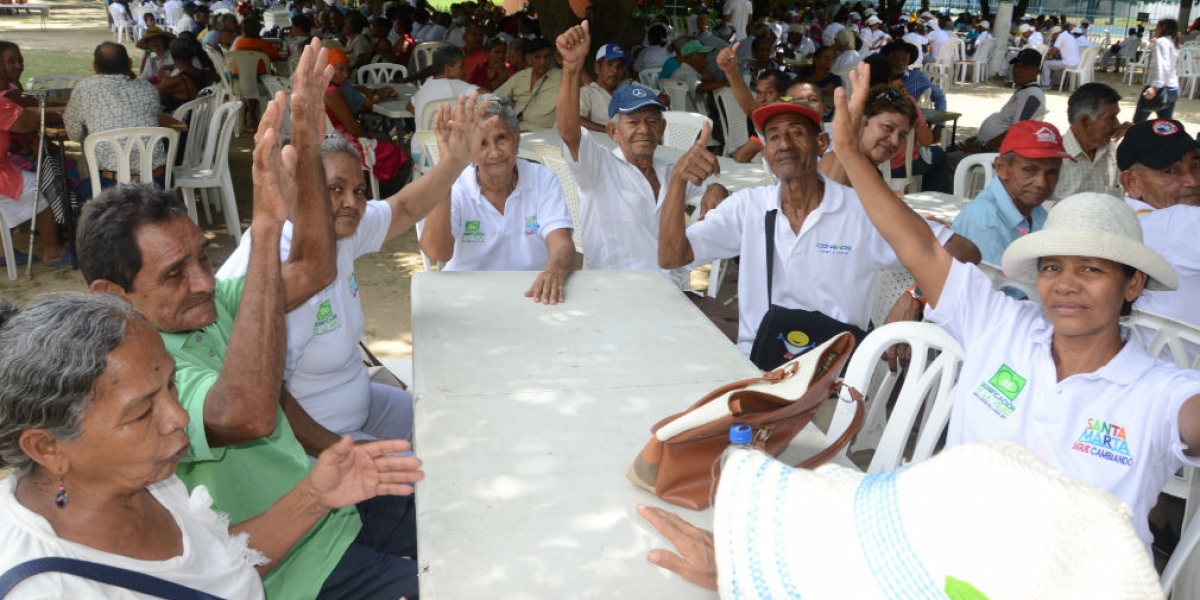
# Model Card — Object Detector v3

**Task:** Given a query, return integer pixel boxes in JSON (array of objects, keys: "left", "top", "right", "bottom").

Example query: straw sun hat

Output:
[
  {"left": 713, "top": 440, "right": 1164, "bottom": 599},
  {"left": 1000, "top": 193, "right": 1178, "bottom": 291}
]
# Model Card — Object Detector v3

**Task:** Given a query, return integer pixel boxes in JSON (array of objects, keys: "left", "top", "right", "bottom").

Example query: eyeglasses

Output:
[{"left": 874, "top": 88, "right": 903, "bottom": 103}]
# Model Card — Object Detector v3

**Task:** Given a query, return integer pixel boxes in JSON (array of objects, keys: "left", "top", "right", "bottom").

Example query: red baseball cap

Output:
[
  {"left": 752, "top": 101, "right": 823, "bottom": 134},
  {"left": 999, "top": 120, "right": 1074, "bottom": 160}
]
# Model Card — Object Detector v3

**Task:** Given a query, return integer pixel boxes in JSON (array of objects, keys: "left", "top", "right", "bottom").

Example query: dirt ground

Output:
[{"left": 3, "top": 3, "right": 1200, "bottom": 359}]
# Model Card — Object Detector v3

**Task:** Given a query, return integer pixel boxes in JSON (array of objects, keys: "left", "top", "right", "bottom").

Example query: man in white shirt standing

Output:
[
  {"left": 722, "top": 0, "right": 752, "bottom": 40},
  {"left": 556, "top": 21, "right": 727, "bottom": 288}
]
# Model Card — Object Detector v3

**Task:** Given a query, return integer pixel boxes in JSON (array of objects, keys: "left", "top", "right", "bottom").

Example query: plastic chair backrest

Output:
[
  {"left": 661, "top": 110, "right": 712, "bottom": 151},
  {"left": 1163, "top": 506, "right": 1200, "bottom": 596},
  {"left": 171, "top": 93, "right": 217, "bottom": 169},
  {"left": 1124, "top": 309, "right": 1200, "bottom": 370},
  {"left": 84, "top": 127, "right": 179, "bottom": 196},
  {"left": 714, "top": 87, "right": 749, "bottom": 158},
  {"left": 224, "top": 50, "right": 269, "bottom": 99},
  {"left": 356, "top": 62, "right": 407, "bottom": 84},
  {"left": 658, "top": 78, "right": 692, "bottom": 112},
  {"left": 420, "top": 97, "right": 456, "bottom": 131},
  {"left": 197, "top": 101, "right": 243, "bottom": 173},
  {"left": 827, "top": 321, "right": 965, "bottom": 473},
  {"left": 972, "top": 38, "right": 994, "bottom": 62},
  {"left": 639, "top": 67, "right": 662, "bottom": 90},
  {"left": 952, "top": 151, "right": 997, "bottom": 198},
  {"left": 532, "top": 144, "right": 583, "bottom": 253},
  {"left": 411, "top": 42, "right": 450, "bottom": 80}
]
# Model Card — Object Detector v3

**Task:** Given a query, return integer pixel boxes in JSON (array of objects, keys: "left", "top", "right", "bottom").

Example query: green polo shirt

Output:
[{"left": 161, "top": 276, "right": 361, "bottom": 600}]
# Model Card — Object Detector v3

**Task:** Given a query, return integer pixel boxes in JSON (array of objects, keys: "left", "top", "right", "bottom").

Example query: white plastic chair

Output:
[
  {"left": 356, "top": 62, "right": 407, "bottom": 84},
  {"left": 532, "top": 144, "right": 583, "bottom": 255},
  {"left": 954, "top": 38, "right": 994, "bottom": 84},
  {"left": 83, "top": 126, "right": 179, "bottom": 197},
  {"left": 109, "top": 4, "right": 137, "bottom": 42},
  {"left": 1163, "top": 500, "right": 1200, "bottom": 597},
  {"left": 713, "top": 87, "right": 749, "bottom": 158},
  {"left": 409, "top": 42, "right": 451, "bottom": 82},
  {"left": 1, "top": 210, "right": 24, "bottom": 281},
  {"left": 174, "top": 101, "right": 244, "bottom": 242},
  {"left": 658, "top": 78, "right": 693, "bottom": 113},
  {"left": 952, "top": 151, "right": 997, "bottom": 198},
  {"left": 419, "top": 97, "right": 456, "bottom": 131},
  {"left": 224, "top": 50, "right": 270, "bottom": 117},
  {"left": 826, "top": 321, "right": 965, "bottom": 473},
  {"left": 1124, "top": 49, "right": 1151, "bottom": 86},
  {"left": 260, "top": 75, "right": 291, "bottom": 140},
  {"left": 1057, "top": 46, "right": 1099, "bottom": 91},
  {"left": 638, "top": 67, "right": 662, "bottom": 90},
  {"left": 661, "top": 110, "right": 712, "bottom": 152},
  {"left": 923, "top": 38, "right": 962, "bottom": 89}
]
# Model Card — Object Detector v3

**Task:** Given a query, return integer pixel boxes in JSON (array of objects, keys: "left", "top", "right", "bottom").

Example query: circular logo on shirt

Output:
[{"left": 1153, "top": 120, "right": 1179, "bottom": 136}]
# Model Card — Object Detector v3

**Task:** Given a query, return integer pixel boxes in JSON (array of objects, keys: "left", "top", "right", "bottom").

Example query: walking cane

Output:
[{"left": 26, "top": 87, "right": 46, "bottom": 278}]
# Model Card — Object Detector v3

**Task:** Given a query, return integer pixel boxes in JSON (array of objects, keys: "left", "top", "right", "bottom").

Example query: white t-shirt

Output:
[
  {"left": 0, "top": 476, "right": 265, "bottom": 600},
  {"left": 685, "top": 177, "right": 952, "bottom": 354},
  {"left": 1028, "top": 31, "right": 1044, "bottom": 47},
  {"left": 928, "top": 259, "right": 1200, "bottom": 552},
  {"left": 562, "top": 127, "right": 702, "bottom": 288},
  {"left": 442, "top": 160, "right": 573, "bottom": 272},
  {"left": 216, "top": 202, "right": 391, "bottom": 435},
  {"left": 410, "top": 77, "right": 478, "bottom": 131},
  {"left": 723, "top": 0, "right": 752, "bottom": 40},
  {"left": 927, "top": 28, "right": 950, "bottom": 58},
  {"left": 1135, "top": 204, "right": 1200, "bottom": 326},
  {"left": 901, "top": 32, "right": 928, "bottom": 64}
]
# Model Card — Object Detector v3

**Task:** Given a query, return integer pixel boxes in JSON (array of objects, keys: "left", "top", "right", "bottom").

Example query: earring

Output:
[{"left": 54, "top": 480, "right": 68, "bottom": 509}]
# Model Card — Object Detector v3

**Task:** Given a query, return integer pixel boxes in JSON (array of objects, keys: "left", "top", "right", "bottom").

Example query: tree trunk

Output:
[
  {"left": 978, "top": 0, "right": 991, "bottom": 18},
  {"left": 1180, "top": 0, "right": 1195, "bottom": 32}
]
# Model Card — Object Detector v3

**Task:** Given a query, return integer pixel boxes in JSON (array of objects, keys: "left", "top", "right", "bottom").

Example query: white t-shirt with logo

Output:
[
  {"left": 928, "top": 259, "right": 1200, "bottom": 552},
  {"left": 216, "top": 202, "right": 391, "bottom": 435},
  {"left": 684, "top": 176, "right": 952, "bottom": 354},
  {"left": 1135, "top": 204, "right": 1200, "bottom": 328},
  {"left": 442, "top": 159, "right": 573, "bottom": 272}
]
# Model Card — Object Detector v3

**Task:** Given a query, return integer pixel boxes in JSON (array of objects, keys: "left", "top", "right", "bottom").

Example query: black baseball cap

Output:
[
  {"left": 1116, "top": 119, "right": 1200, "bottom": 171},
  {"left": 1009, "top": 48, "right": 1042, "bottom": 67}
]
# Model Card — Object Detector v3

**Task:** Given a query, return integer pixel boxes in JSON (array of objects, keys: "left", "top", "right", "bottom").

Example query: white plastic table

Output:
[
  {"left": 411, "top": 270, "right": 845, "bottom": 599},
  {"left": 905, "top": 190, "right": 968, "bottom": 223}
]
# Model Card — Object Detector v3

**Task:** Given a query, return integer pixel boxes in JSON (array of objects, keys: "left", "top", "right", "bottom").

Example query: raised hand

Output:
[
  {"left": 434, "top": 90, "right": 485, "bottom": 169},
  {"left": 308, "top": 436, "right": 425, "bottom": 510},
  {"left": 289, "top": 38, "right": 335, "bottom": 151},
  {"left": 671, "top": 120, "right": 720, "bottom": 187},
  {"left": 831, "top": 62, "right": 871, "bottom": 159},
  {"left": 717, "top": 42, "right": 740, "bottom": 75},
  {"left": 251, "top": 94, "right": 292, "bottom": 226},
  {"left": 556, "top": 20, "right": 590, "bottom": 68}
]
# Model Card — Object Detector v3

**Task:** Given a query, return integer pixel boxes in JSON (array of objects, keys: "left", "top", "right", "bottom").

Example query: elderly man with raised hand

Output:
[
  {"left": 75, "top": 41, "right": 425, "bottom": 600},
  {"left": 63, "top": 42, "right": 166, "bottom": 190},
  {"left": 1116, "top": 118, "right": 1200, "bottom": 326},
  {"left": 556, "top": 21, "right": 727, "bottom": 290},
  {"left": 952, "top": 120, "right": 1070, "bottom": 272},
  {"left": 492, "top": 36, "right": 560, "bottom": 131},
  {"left": 1054, "top": 82, "right": 1128, "bottom": 200}
]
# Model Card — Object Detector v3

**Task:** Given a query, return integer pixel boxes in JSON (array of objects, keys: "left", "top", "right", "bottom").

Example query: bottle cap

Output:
[{"left": 729, "top": 423, "right": 753, "bottom": 445}]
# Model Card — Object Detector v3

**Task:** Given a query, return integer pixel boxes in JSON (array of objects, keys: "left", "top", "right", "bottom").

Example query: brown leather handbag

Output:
[{"left": 627, "top": 332, "right": 865, "bottom": 510}]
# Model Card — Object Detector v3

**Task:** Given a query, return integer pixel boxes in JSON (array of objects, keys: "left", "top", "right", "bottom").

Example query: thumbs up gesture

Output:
[{"left": 671, "top": 120, "right": 721, "bottom": 187}]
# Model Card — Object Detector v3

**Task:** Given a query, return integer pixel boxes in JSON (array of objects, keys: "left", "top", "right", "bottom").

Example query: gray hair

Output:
[
  {"left": 0, "top": 293, "right": 146, "bottom": 477},
  {"left": 1066, "top": 83, "right": 1121, "bottom": 125},
  {"left": 480, "top": 93, "right": 518, "bottom": 136},
  {"left": 320, "top": 134, "right": 363, "bottom": 162},
  {"left": 431, "top": 44, "right": 465, "bottom": 77}
]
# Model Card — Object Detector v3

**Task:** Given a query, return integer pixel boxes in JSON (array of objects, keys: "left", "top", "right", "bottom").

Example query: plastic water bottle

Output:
[{"left": 710, "top": 424, "right": 754, "bottom": 503}]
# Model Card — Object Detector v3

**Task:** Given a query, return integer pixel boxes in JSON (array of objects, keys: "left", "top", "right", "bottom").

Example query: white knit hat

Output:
[
  {"left": 1001, "top": 193, "right": 1178, "bottom": 290},
  {"left": 713, "top": 440, "right": 1164, "bottom": 600}
]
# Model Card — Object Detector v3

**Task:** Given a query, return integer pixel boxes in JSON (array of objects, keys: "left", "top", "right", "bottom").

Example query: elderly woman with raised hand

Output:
[
  {"left": 419, "top": 95, "right": 575, "bottom": 304},
  {"left": 0, "top": 293, "right": 422, "bottom": 597},
  {"left": 831, "top": 62, "right": 1200, "bottom": 553}
]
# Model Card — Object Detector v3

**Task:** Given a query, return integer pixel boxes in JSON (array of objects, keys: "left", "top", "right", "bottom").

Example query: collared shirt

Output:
[
  {"left": 579, "top": 81, "right": 613, "bottom": 123},
  {"left": 1053, "top": 127, "right": 1121, "bottom": 200},
  {"left": 686, "top": 176, "right": 951, "bottom": 353},
  {"left": 493, "top": 68, "right": 562, "bottom": 131},
  {"left": 1050, "top": 30, "right": 1081, "bottom": 66},
  {"left": 62, "top": 74, "right": 163, "bottom": 172},
  {"left": 562, "top": 128, "right": 702, "bottom": 288},
  {"left": 1124, "top": 196, "right": 1156, "bottom": 214},
  {"left": 901, "top": 68, "right": 946, "bottom": 111},
  {"left": 953, "top": 175, "right": 1047, "bottom": 266},
  {"left": 929, "top": 259, "right": 1200, "bottom": 553}
]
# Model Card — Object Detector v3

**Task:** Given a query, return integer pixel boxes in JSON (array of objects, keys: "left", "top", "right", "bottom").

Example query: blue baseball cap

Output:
[
  {"left": 608, "top": 84, "right": 666, "bottom": 119},
  {"left": 595, "top": 43, "right": 629, "bottom": 65}
]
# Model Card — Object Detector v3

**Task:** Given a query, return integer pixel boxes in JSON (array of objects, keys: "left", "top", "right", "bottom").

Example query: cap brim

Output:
[
  {"left": 752, "top": 103, "right": 822, "bottom": 133},
  {"left": 610, "top": 98, "right": 666, "bottom": 119},
  {"left": 1001, "top": 229, "right": 1178, "bottom": 291}
]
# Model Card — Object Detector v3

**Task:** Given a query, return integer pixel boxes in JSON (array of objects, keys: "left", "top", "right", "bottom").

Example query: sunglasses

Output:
[{"left": 874, "top": 88, "right": 904, "bottom": 103}]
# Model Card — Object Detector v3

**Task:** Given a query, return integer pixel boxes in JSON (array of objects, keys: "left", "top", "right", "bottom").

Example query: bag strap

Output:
[
  {"left": 0, "top": 557, "right": 225, "bottom": 600},
  {"left": 764, "top": 209, "right": 777, "bottom": 301},
  {"left": 795, "top": 383, "right": 865, "bottom": 470}
]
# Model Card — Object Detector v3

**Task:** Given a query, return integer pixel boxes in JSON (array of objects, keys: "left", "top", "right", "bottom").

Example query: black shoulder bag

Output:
[{"left": 748, "top": 209, "right": 867, "bottom": 371}]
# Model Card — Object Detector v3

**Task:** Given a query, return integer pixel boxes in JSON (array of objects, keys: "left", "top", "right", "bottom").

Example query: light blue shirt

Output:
[{"left": 952, "top": 175, "right": 1048, "bottom": 286}]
